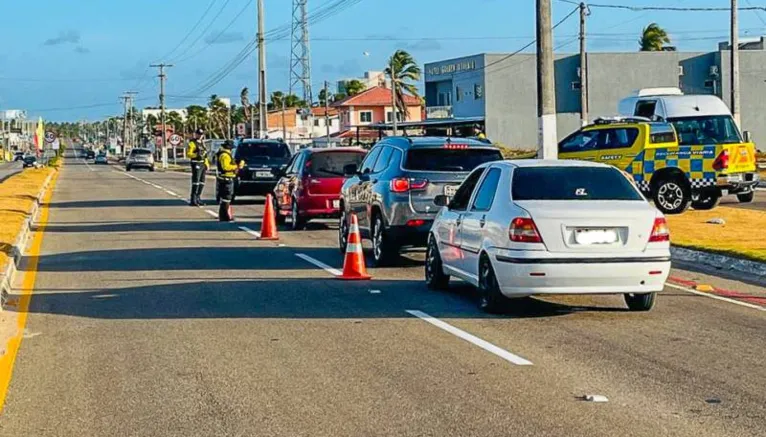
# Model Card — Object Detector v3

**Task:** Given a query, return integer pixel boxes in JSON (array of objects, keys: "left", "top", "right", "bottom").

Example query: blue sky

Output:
[{"left": 1, "top": 0, "right": 764, "bottom": 121}]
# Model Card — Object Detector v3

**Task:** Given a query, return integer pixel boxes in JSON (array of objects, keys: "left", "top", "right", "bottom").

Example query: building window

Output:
[
  {"left": 386, "top": 111, "right": 403, "bottom": 122},
  {"left": 455, "top": 86, "right": 462, "bottom": 102},
  {"left": 314, "top": 119, "right": 320, "bottom": 127},
  {"left": 360, "top": 111, "right": 373, "bottom": 123},
  {"left": 474, "top": 84, "right": 483, "bottom": 100}
]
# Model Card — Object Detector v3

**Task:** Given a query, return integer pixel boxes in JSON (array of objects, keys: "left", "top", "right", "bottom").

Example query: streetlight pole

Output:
[
  {"left": 150, "top": 63, "right": 173, "bottom": 169},
  {"left": 579, "top": 2, "right": 589, "bottom": 126},
  {"left": 536, "top": 0, "right": 558, "bottom": 159},
  {"left": 257, "top": 0, "right": 268, "bottom": 138},
  {"left": 731, "top": 0, "right": 741, "bottom": 127}
]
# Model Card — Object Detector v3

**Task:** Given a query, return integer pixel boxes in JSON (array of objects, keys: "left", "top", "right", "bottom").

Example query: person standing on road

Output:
[
  {"left": 215, "top": 140, "right": 243, "bottom": 222},
  {"left": 186, "top": 129, "right": 209, "bottom": 206}
]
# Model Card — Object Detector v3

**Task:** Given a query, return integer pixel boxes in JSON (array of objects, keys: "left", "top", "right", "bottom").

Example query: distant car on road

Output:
[
  {"left": 426, "top": 160, "right": 671, "bottom": 313},
  {"left": 338, "top": 137, "right": 503, "bottom": 266},
  {"left": 85, "top": 150, "right": 96, "bottom": 160},
  {"left": 272, "top": 147, "right": 366, "bottom": 229},
  {"left": 14, "top": 151, "right": 25, "bottom": 162},
  {"left": 231, "top": 139, "right": 292, "bottom": 201},
  {"left": 126, "top": 148, "right": 155, "bottom": 172},
  {"left": 95, "top": 154, "right": 108, "bottom": 165},
  {"left": 22, "top": 155, "right": 38, "bottom": 168}
]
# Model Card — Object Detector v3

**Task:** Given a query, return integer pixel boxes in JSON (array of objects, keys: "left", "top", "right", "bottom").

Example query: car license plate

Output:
[
  {"left": 444, "top": 185, "right": 458, "bottom": 197},
  {"left": 574, "top": 229, "right": 618, "bottom": 245},
  {"left": 332, "top": 200, "right": 340, "bottom": 209},
  {"left": 255, "top": 171, "right": 272, "bottom": 178}
]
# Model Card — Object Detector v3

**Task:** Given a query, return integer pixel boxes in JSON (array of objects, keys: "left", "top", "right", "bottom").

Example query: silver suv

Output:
[
  {"left": 126, "top": 148, "right": 155, "bottom": 172},
  {"left": 338, "top": 137, "right": 502, "bottom": 266}
]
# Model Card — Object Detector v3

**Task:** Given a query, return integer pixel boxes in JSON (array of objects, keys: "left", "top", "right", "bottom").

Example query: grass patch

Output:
[
  {"left": 0, "top": 168, "right": 55, "bottom": 268},
  {"left": 667, "top": 206, "right": 766, "bottom": 263}
]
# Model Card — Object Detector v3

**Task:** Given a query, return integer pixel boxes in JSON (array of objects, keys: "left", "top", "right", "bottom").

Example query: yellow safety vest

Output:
[{"left": 217, "top": 149, "right": 238, "bottom": 178}]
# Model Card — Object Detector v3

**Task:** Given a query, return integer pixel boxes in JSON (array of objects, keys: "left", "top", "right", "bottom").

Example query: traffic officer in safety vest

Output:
[
  {"left": 215, "top": 140, "right": 243, "bottom": 221},
  {"left": 186, "top": 129, "right": 209, "bottom": 206}
]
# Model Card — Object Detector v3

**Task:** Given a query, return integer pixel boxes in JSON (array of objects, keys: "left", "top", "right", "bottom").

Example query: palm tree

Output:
[
  {"left": 284, "top": 93, "right": 306, "bottom": 108},
  {"left": 166, "top": 111, "right": 183, "bottom": 134},
  {"left": 270, "top": 91, "right": 284, "bottom": 110},
  {"left": 345, "top": 79, "right": 366, "bottom": 96},
  {"left": 639, "top": 23, "right": 670, "bottom": 51},
  {"left": 208, "top": 94, "right": 229, "bottom": 139},
  {"left": 384, "top": 49, "right": 422, "bottom": 120},
  {"left": 146, "top": 114, "right": 158, "bottom": 134},
  {"left": 240, "top": 87, "right": 251, "bottom": 121},
  {"left": 185, "top": 105, "right": 208, "bottom": 133}
]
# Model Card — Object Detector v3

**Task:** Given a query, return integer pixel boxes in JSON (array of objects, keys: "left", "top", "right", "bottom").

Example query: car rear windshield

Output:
[
  {"left": 131, "top": 149, "right": 151, "bottom": 155},
  {"left": 308, "top": 151, "right": 365, "bottom": 178},
  {"left": 404, "top": 148, "right": 502, "bottom": 172},
  {"left": 667, "top": 115, "right": 743, "bottom": 145},
  {"left": 512, "top": 167, "right": 643, "bottom": 201},
  {"left": 236, "top": 142, "right": 290, "bottom": 160}
]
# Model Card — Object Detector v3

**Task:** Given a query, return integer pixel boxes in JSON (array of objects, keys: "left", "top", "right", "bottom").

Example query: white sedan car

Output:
[{"left": 426, "top": 160, "right": 671, "bottom": 313}]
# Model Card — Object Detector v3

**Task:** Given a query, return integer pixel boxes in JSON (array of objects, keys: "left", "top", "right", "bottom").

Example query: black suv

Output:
[
  {"left": 229, "top": 139, "right": 292, "bottom": 202},
  {"left": 338, "top": 137, "right": 502, "bottom": 266}
]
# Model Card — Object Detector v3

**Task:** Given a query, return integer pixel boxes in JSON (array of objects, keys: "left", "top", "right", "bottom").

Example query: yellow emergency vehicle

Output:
[{"left": 558, "top": 116, "right": 759, "bottom": 214}]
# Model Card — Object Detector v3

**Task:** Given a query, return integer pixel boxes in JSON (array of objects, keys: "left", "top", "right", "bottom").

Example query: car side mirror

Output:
[
  {"left": 744, "top": 130, "right": 752, "bottom": 143},
  {"left": 434, "top": 195, "right": 450, "bottom": 207},
  {"left": 343, "top": 163, "right": 358, "bottom": 176}
]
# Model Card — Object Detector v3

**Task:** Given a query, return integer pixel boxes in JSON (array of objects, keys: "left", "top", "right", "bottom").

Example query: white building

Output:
[
  {"left": 337, "top": 71, "right": 389, "bottom": 95},
  {"left": 141, "top": 108, "right": 188, "bottom": 121}
]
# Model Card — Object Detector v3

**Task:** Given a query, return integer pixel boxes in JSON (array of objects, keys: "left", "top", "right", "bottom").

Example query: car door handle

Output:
[{"left": 480, "top": 215, "right": 486, "bottom": 227}]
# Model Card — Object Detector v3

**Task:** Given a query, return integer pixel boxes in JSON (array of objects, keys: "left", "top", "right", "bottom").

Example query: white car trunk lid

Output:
[{"left": 514, "top": 200, "right": 656, "bottom": 253}]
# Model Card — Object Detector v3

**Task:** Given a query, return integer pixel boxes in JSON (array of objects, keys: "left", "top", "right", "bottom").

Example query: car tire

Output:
[
  {"left": 624, "top": 292, "right": 656, "bottom": 312},
  {"left": 478, "top": 255, "right": 506, "bottom": 314},
  {"left": 290, "top": 198, "right": 306, "bottom": 230},
  {"left": 274, "top": 195, "right": 286, "bottom": 225},
  {"left": 371, "top": 214, "right": 398, "bottom": 267},
  {"left": 126, "top": 166, "right": 131, "bottom": 172},
  {"left": 338, "top": 208, "right": 349, "bottom": 254},
  {"left": 652, "top": 178, "right": 691, "bottom": 214},
  {"left": 425, "top": 235, "right": 450, "bottom": 290},
  {"left": 737, "top": 191, "right": 755, "bottom": 203},
  {"left": 691, "top": 192, "right": 721, "bottom": 210},
  {"left": 149, "top": 166, "right": 155, "bottom": 172}
]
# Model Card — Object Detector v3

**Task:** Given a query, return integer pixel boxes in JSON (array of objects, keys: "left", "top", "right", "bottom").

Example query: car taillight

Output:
[
  {"left": 390, "top": 178, "right": 428, "bottom": 193},
  {"left": 444, "top": 144, "right": 469, "bottom": 149},
  {"left": 648, "top": 217, "right": 670, "bottom": 242},
  {"left": 509, "top": 217, "right": 543, "bottom": 243},
  {"left": 712, "top": 150, "right": 729, "bottom": 171}
]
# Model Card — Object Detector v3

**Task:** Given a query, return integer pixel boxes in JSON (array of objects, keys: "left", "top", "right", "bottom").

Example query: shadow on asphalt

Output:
[
  {"left": 51, "top": 199, "right": 187, "bottom": 208},
  {"left": 40, "top": 219, "right": 234, "bottom": 233},
  {"left": 10, "top": 277, "right": 614, "bottom": 319}
]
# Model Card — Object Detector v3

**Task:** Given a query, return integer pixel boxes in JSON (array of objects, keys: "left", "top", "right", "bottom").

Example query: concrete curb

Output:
[
  {"left": 671, "top": 246, "right": 766, "bottom": 278},
  {"left": 0, "top": 171, "right": 55, "bottom": 310}
]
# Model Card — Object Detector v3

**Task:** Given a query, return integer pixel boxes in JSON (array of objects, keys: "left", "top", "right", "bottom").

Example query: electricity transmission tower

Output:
[{"left": 289, "top": 0, "right": 313, "bottom": 104}]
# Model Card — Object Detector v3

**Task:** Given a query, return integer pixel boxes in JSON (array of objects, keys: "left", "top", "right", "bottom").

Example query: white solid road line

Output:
[
  {"left": 238, "top": 226, "right": 261, "bottom": 238},
  {"left": 204, "top": 209, "right": 219, "bottom": 218},
  {"left": 295, "top": 253, "right": 342, "bottom": 276},
  {"left": 164, "top": 190, "right": 178, "bottom": 196},
  {"left": 665, "top": 283, "right": 766, "bottom": 312},
  {"left": 405, "top": 310, "right": 534, "bottom": 366}
]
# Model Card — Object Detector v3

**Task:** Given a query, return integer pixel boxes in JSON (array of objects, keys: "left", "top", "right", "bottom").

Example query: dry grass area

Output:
[
  {"left": 0, "top": 168, "right": 55, "bottom": 268},
  {"left": 667, "top": 206, "right": 766, "bottom": 263}
]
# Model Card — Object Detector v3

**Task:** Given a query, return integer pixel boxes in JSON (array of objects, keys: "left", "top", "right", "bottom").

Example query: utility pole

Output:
[
  {"left": 257, "top": 0, "right": 268, "bottom": 138},
  {"left": 579, "top": 2, "right": 588, "bottom": 126},
  {"left": 536, "top": 0, "right": 558, "bottom": 159},
  {"left": 731, "top": 0, "right": 741, "bottom": 127},
  {"left": 120, "top": 94, "right": 130, "bottom": 156},
  {"left": 150, "top": 63, "right": 173, "bottom": 169},
  {"left": 324, "top": 81, "right": 330, "bottom": 142},
  {"left": 281, "top": 100, "right": 287, "bottom": 141},
  {"left": 390, "top": 59, "right": 398, "bottom": 136}
]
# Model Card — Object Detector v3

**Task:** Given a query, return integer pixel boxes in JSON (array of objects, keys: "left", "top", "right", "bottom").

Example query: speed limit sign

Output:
[
  {"left": 45, "top": 131, "right": 57, "bottom": 143},
  {"left": 169, "top": 134, "right": 182, "bottom": 146}
]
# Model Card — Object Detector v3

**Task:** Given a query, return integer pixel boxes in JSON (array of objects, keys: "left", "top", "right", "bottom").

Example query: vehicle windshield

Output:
[
  {"left": 667, "top": 115, "right": 743, "bottom": 145},
  {"left": 130, "top": 149, "right": 151, "bottom": 156},
  {"left": 235, "top": 142, "right": 291, "bottom": 160},
  {"left": 512, "top": 167, "right": 643, "bottom": 201},
  {"left": 308, "top": 151, "right": 365, "bottom": 178},
  {"left": 404, "top": 148, "right": 502, "bottom": 172}
]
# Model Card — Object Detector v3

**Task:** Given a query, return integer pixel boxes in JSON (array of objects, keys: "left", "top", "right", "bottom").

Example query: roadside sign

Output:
[
  {"left": 51, "top": 139, "right": 60, "bottom": 150},
  {"left": 44, "top": 131, "right": 56, "bottom": 143},
  {"left": 237, "top": 123, "right": 246, "bottom": 136},
  {"left": 169, "top": 134, "right": 182, "bottom": 146}
]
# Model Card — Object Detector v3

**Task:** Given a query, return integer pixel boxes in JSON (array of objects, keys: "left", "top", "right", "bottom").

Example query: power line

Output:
[
  {"left": 564, "top": 2, "right": 766, "bottom": 12},
  {"left": 169, "top": 0, "right": 236, "bottom": 63},
  {"left": 173, "top": 0, "right": 255, "bottom": 64},
  {"left": 159, "top": 0, "right": 218, "bottom": 61}
]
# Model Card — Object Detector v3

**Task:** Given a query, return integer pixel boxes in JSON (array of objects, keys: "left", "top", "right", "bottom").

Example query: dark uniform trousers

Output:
[
  {"left": 217, "top": 176, "right": 235, "bottom": 221},
  {"left": 190, "top": 160, "right": 207, "bottom": 204}
]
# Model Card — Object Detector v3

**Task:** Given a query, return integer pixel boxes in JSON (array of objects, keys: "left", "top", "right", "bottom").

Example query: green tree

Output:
[
  {"left": 185, "top": 105, "right": 208, "bottom": 133},
  {"left": 284, "top": 93, "right": 307, "bottom": 108},
  {"left": 384, "top": 49, "right": 422, "bottom": 119},
  {"left": 270, "top": 91, "right": 284, "bottom": 110},
  {"left": 333, "top": 91, "right": 347, "bottom": 101},
  {"left": 240, "top": 87, "right": 251, "bottom": 121},
  {"left": 166, "top": 111, "right": 184, "bottom": 134},
  {"left": 345, "top": 79, "right": 366, "bottom": 96},
  {"left": 145, "top": 114, "right": 158, "bottom": 134},
  {"left": 231, "top": 104, "right": 246, "bottom": 125},
  {"left": 639, "top": 23, "right": 670, "bottom": 51},
  {"left": 318, "top": 88, "right": 330, "bottom": 106},
  {"left": 207, "top": 94, "right": 229, "bottom": 139}
]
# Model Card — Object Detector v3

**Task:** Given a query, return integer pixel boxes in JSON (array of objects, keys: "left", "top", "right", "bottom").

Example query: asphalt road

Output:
[
  {"left": 0, "top": 160, "right": 22, "bottom": 182},
  {"left": 1, "top": 149, "right": 765, "bottom": 436}
]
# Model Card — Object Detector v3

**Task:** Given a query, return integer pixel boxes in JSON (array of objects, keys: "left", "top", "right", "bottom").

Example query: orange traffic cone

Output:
[
  {"left": 259, "top": 193, "right": 279, "bottom": 240},
  {"left": 338, "top": 213, "right": 371, "bottom": 280}
]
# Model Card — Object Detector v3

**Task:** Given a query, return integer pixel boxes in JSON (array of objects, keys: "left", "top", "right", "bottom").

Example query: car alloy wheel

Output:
[
  {"left": 372, "top": 216, "right": 385, "bottom": 265},
  {"left": 478, "top": 257, "right": 505, "bottom": 313},
  {"left": 425, "top": 236, "right": 450, "bottom": 290},
  {"left": 657, "top": 182, "right": 684, "bottom": 211},
  {"left": 338, "top": 209, "right": 349, "bottom": 253}
]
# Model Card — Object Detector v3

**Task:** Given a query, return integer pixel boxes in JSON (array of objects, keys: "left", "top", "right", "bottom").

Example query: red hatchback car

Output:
[{"left": 273, "top": 147, "right": 367, "bottom": 229}]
